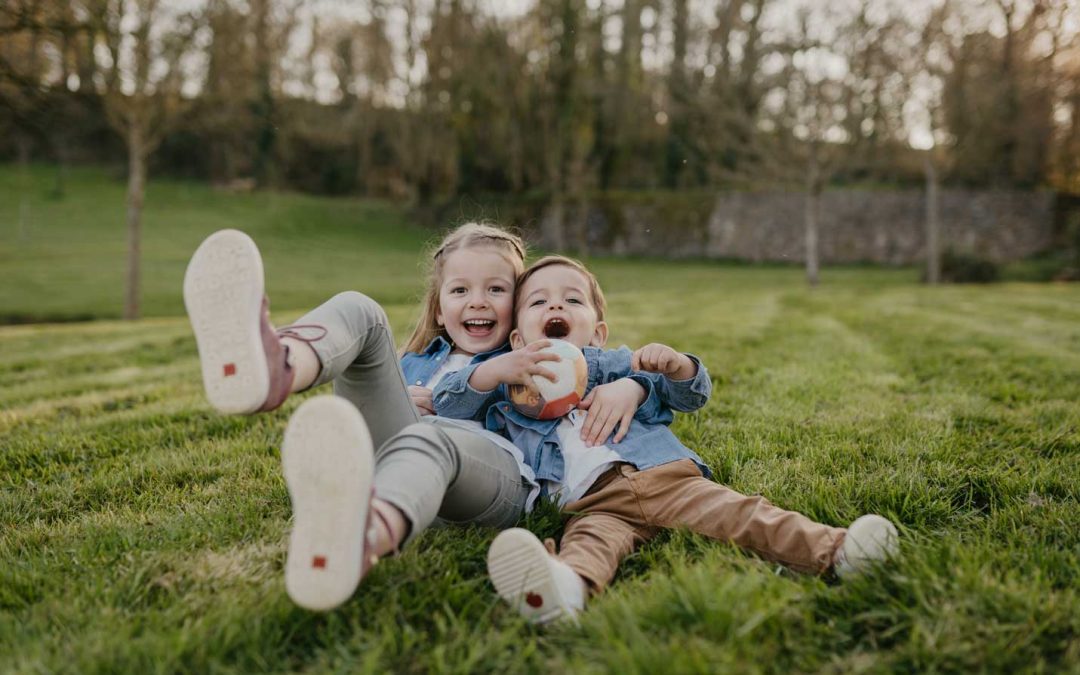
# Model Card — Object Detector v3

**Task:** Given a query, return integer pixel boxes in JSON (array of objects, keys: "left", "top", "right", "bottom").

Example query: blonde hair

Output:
[
  {"left": 514, "top": 255, "right": 607, "bottom": 321},
  {"left": 402, "top": 222, "right": 527, "bottom": 354}
]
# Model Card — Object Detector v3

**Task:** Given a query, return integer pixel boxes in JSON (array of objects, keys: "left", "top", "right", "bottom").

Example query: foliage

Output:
[
  {"left": 2, "top": 170, "right": 1079, "bottom": 673},
  {"left": 937, "top": 250, "right": 1001, "bottom": 284},
  {"left": 2, "top": 1, "right": 1076, "bottom": 200}
]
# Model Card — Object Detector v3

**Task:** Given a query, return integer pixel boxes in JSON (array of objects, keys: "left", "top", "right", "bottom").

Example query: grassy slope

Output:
[
  {"left": 1, "top": 166, "right": 1079, "bottom": 673},
  {"left": 0, "top": 165, "right": 428, "bottom": 321}
]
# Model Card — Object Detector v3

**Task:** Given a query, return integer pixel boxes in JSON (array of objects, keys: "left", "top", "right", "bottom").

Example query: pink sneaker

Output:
[
  {"left": 282, "top": 396, "right": 380, "bottom": 611},
  {"left": 183, "top": 229, "right": 319, "bottom": 414}
]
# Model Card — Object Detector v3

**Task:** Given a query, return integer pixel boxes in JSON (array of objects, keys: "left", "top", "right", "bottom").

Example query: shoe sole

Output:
[
  {"left": 487, "top": 528, "right": 570, "bottom": 624},
  {"left": 282, "top": 396, "right": 374, "bottom": 611},
  {"left": 183, "top": 229, "right": 268, "bottom": 414}
]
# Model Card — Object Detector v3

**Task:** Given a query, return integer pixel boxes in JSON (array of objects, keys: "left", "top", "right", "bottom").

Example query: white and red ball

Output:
[{"left": 508, "top": 339, "right": 588, "bottom": 420}]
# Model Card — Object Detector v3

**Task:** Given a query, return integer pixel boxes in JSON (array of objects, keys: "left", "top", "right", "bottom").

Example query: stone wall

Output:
[{"left": 532, "top": 189, "right": 1057, "bottom": 264}]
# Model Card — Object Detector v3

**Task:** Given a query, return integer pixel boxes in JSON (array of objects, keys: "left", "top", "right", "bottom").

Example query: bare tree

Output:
[{"left": 100, "top": 0, "right": 200, "bottom": 319}]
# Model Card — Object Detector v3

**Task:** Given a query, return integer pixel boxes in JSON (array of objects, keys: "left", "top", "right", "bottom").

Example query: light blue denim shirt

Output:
[
  {"left": 399, "top": 336, "right": 509, "bottom": 387},
  {"left": 432, "top": 345, "right": 714, "bottom": 484}
]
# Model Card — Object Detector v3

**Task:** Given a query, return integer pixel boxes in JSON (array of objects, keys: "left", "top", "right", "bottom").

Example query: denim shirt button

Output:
[{"left": 415, "top": 380, "right": 422, "bottom": 385}]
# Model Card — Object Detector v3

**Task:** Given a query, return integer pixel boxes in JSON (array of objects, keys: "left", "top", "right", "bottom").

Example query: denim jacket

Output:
[
  {"left": 399, "top": 336, "right": 509, "bottom": 387},
  {"left": 432, "top": 345, "right": 713, "bottom": 484}
]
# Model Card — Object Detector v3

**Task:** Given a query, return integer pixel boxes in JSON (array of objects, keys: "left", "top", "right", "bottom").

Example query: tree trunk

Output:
[
  {"left": 924, "top": 155, "right": 941, "bottom": 284},
  {"left": 805, "top": 158, "right": 821, "bottom": 287},
  {"left": 124, "top": 123, "right": 146, "bottom": 320},
  {"left": 16, "top": 134, "right": 32, "bottom": 241}
]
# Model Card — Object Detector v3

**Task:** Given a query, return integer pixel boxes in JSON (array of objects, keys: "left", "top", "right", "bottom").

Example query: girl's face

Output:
[{"left": 437, "top": 247, "right": 517, "bottom": 355}]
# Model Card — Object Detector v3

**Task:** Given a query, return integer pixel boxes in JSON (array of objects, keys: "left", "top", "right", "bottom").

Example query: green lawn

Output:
[{"left": 1, "top": 166, "right": 1079, "bottom": 673}]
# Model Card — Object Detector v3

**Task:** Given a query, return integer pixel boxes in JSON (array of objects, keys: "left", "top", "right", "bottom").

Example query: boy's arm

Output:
[
  {"left": 631, "top": 343, "right": 712, "bottom": 412},
  {"left": 431, "top": 363, "right": 503, "bottom": 421},
  {"left": 588, "top": 347, "right": 672, "bottom": 425}
]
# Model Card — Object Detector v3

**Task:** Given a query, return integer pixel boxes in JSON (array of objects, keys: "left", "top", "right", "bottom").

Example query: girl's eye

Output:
[
  {"left": 450, "top": 287, "right": 467, "bottom": 294},
  {"left": 568, "top": 298, "right": 582, "bottom": 304}
]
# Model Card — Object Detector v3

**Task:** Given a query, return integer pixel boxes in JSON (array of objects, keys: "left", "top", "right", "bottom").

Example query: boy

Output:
[{"left": 433, "top": 256, "right": 898, "bottom": 623}]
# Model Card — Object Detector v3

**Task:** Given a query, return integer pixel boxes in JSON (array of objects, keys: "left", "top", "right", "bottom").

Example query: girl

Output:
[{"left": 183, "top": 223, "right": 563, "bottom": 611}]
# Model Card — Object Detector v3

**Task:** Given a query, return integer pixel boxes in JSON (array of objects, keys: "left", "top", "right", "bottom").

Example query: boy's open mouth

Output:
[
  {"left": 463, "top": 319, "right": 496, "bottom": 336},
  {"left": 543, "top": 318, "right": 570, "bottom": 339}
]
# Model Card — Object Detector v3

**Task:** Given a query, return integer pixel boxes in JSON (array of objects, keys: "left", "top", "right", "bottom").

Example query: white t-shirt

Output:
[
  {"left": 543, "top": 409, "right": 623, "bottom": 508},
  {"left": 425, "top": 353, "right": 541, "bottom": 510}
]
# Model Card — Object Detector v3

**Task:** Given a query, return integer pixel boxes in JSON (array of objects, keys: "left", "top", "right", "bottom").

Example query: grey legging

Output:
[{"left": 290, "top": 291, "right": 529, "bottom": 544}]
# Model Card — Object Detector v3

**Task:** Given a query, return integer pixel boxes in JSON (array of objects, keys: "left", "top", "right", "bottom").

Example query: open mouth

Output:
[
  {"left": 463, "top": 319, "right": 496, "bottom": 336},
  {"left": 543, "top": 317, "right": 570, "bottom": 339}
]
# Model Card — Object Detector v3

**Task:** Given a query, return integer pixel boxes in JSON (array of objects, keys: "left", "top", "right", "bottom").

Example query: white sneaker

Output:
[
  {"left": 183, "top": 229, "right": 285, "bottom": 414},
  {"left": 282, "top": 396, "right": 375, "bottom": 611},
  {"left": 487, "top": 528, "right": 586, "bottom": 624},
  {"left": 834, "top": 514, "right": 899, "bottom": 579}
]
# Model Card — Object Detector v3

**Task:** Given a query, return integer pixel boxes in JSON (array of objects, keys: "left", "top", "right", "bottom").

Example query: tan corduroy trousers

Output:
[{"left": 556, "top": 459, "right": 846, "bottom": 592}]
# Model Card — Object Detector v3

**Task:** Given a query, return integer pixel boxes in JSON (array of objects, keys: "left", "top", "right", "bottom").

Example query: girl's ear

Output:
[
  {"left": 589, "top": 321, "right": 609, "bottom": 348},
  {"left": 510, "top": 329, "right": 526, "bottom": 349}
]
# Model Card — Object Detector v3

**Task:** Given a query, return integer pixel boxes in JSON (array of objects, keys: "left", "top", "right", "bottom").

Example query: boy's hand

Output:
[
  {"left": 631, "top": 343, "right": 697, "bottom": 380},
  {"left": 468, "top": 340, "right": 560, "bottom": 391},
  {"left": 409, "top": 385, "right": 435, "bottom": 416},
  {"left": 576, "top": 379, "right": 646, "bottom": 446}
]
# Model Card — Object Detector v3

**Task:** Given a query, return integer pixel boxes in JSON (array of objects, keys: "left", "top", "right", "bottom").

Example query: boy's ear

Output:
[
  {"left": 589, "top": 320, "right": 609, "bottom": 348},
  {"left": 510, "top": 329, "right": 526, "bottom": 350}
]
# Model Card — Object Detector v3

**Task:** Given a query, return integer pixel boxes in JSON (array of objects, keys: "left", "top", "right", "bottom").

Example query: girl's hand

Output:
[
  {"left": 409, "top": 385, "right": 435, "bottom": 416},
  {"left": 631, "top": 343, "right": 697, "bottom": 380},
  {"left": 576, "top": 378, "right": 646, "bottom": 446},
  {"left": 468, "top": 340, "right": 560, "bottom": 391}
]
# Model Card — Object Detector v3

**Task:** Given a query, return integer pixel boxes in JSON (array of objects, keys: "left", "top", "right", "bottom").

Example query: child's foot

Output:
[
  {"left": 282, "top": 396, "right": 376, "bottom": 611},
  {"left": 183, "top": 229, "right": 293, "bottom": 414},
  {"left": 487, "top": 528, "right": 586, "bottom": 624},
  {"left": 834, "top": 514, "right": 899, "bottom": 578}
]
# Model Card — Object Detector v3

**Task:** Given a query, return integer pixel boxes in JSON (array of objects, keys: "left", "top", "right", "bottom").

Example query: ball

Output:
[{"left": 508, "top": 339, "right": 588, "bottom": 420}]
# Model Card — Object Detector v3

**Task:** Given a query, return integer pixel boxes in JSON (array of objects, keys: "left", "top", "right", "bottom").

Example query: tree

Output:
[{"left": 99, "top": 0, "right": 200, "bottom": 319}]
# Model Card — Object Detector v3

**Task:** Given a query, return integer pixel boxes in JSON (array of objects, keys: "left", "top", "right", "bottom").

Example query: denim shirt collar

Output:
[
  {"left": 421, "top": 335, "right": 509, "bottom": 362},
  {"left": 402, "top": 336, "right": 511, "bottom": 387}
]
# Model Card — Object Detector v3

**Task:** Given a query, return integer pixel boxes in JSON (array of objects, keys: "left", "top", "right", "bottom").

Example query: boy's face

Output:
[{"left": 510, "top": 264, "right": 608, "bottom": 350}]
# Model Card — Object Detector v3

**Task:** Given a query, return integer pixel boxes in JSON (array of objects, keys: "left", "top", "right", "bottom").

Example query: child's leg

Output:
[
  {"left": 631, "top": 460, "right": 845, "bottom": 574},
  {"left": 557, "top": 512, "right": 654, "bottom": 593},
  {"left": 371, "top": 420, "right": 529, "bottom": 547},
  {"left": 554, "top": 465, "right": 657, "bottom": 592},
  {"left": 287, "top": 290, "right": 420, "bottom": 448},
  {"left": 185, "top": 232, "right": 419, "bottom": 445},
  {"left": 486, "top": 466, "right": 653, "bottom": 623}
]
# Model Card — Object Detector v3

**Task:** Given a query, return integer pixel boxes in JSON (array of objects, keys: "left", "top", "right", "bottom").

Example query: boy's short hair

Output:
[{"left": 515, "top": 255, "right": 607, "bottom": 321}]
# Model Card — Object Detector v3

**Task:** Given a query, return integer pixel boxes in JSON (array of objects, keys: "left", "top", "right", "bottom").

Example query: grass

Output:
[
  {"left": 0, "top": 164, "right": 429, "bottom": 322},
  {"left": 1, "top": 165, "right": 1079, "bottom": 673}
]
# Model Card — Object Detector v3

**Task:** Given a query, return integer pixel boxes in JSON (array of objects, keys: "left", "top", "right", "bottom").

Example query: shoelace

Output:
[{"left": 277, "top": 324, "right": 329, "bottom": 343}]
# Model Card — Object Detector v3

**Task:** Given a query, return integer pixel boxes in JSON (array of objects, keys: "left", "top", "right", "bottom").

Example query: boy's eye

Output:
[
  {"left": 490, "top": 285, "right": 506, "bottom": 293},
  {"left": 530, "top": 299, "right": 545, "bottom": 307}
]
